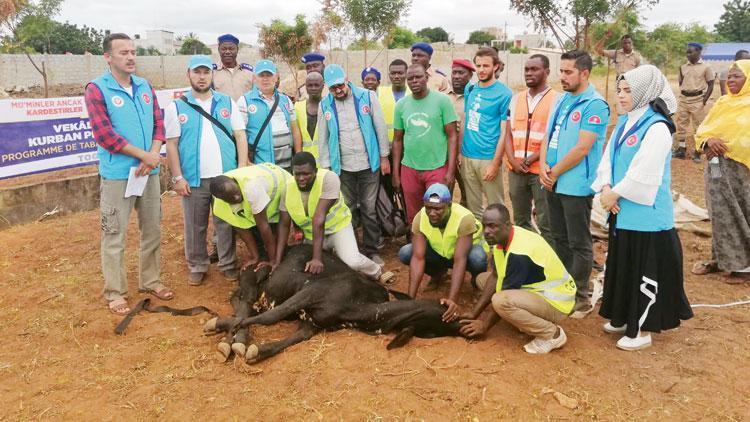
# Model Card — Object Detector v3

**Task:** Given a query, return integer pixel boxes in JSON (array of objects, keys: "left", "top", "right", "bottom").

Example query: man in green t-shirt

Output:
[{"left": 392, "top": 63, "right": 458, "bottom": 223}]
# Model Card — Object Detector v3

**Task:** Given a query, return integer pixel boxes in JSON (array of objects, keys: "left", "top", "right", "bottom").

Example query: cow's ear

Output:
[
  {"left": 386, "top": 326, "right": 416, "bottom": 350},
  {"left": 255, "top": 266, "right": 271, "bottom": 282}
]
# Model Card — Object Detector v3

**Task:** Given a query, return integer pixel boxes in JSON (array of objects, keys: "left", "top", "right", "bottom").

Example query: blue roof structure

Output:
[{"left": 703, "top": 42, "right": 750, "bottom": 61}]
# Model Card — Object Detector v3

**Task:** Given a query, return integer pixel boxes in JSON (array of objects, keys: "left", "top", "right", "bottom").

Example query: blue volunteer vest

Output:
[
  {"left": 609, "top": 106, "right": 674, "bottom": 232},
  {"left": 320, "top": 83, "right": 381, "bottom": 175},
  {"left": 174, "top": 91, "right": 238, "bottom": 187},
  {"left": 90, "top": 72, "right": 156, "bottom": 180},
  {"left": 242, "top": 87, "right": 293, "bottom": 165},
  {"left": 545, "top": 84, "right": 608, "bottom": 196}
]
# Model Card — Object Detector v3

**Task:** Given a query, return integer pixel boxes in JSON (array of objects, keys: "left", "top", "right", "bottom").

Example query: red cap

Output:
[{"left": 452, "top": 59, "right": 475, "bottom": 72}]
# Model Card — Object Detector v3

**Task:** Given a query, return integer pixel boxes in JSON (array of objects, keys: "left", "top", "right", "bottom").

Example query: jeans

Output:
[
  {"left": 398, "top": 242, "right": 487, "bottom": 278},
  {"left": 100, "top": 175, "right": 161, "bottom": 301},
  {"left": 339, "top": 169, "right": 381, "bottom": 256},
  {"left": 545, "top": 191, "right": 593, "bottom": 301}
]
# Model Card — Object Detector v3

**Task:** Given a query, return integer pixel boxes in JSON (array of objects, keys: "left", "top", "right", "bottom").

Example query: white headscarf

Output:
[{"left": 619, "top": 65, "right": 678, "bottom": 115}]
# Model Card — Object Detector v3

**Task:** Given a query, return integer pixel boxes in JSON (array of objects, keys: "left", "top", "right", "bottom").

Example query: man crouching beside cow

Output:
[{"left": 205, "top": 152, "right": 575, "bottom": 362}]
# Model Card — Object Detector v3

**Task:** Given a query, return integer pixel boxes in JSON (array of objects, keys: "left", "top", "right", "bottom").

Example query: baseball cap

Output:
[
  {"left": 423, "top": 183, "right": 452, "bottom": 204},
  {"left": 254, "top": 59, "right": 277, "bottom": 75},
  {"left": 188, "top": 55, "right": 213, "bottom": 70},
  {"left": 324, "top": 64, "right": 347, "bottom": 88}
]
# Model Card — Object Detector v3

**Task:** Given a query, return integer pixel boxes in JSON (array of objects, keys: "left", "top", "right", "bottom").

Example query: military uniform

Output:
[
  {"left": 213, "top": 63, "right": 254, "bottom": 101},
  {"left": 427, "top": 66, "right": 450, "bottom": 93},
  {"left": 674, "top": 60, "right": 714, "bottom": 157},
  {"left": 602, "top": 49, "right": 642, "bottom": 76}
]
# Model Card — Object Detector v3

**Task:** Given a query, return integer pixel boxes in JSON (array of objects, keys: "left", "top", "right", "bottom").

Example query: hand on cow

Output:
[
  {"left": 459, "top": 319, "right": 486, "bottom": 338},
  {"left": 254, "top": 260, "right": 277, "bottom": 274},
  {"left": 440, "top": 298, "right": 460, "bottom": 322},
  {"left": 241, "top": 258, "right": 259, "bottom": 272},
  {"left": 304, "top": 259, "right": 324, "bottom": 274}
]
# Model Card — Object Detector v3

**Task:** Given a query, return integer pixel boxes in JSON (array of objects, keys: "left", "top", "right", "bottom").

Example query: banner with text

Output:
[{"left": 0, "top": 88, "right": 188, "bottom": 180}]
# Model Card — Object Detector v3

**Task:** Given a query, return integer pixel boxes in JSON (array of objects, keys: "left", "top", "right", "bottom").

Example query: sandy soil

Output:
[{"left": 1, "top": 156, "right": 749, "bottom": 421}]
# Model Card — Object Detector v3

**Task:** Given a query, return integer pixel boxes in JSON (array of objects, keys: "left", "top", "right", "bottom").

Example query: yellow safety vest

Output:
[
  {"left": 493, "top": 226, "right": 577, "bottom": 314},
  {"left": 418, "top": 203, "right": 487, "bottom": 259},
  {"left": 284, "top": 168, "right": 351, "bottom": 240},
  {"left": 212, "top": 164, "right": 291, "bottom": 229},
  {"left": 293, "top": 100, "right": 319, "bottom": 159},
  {"left": 377, "top": 85, "right": 410, "bottom": 142}
]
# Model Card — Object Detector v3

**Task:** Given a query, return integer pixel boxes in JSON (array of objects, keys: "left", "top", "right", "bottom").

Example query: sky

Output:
[{"left": 56, "top": 0, "right": 726, "bottom": 47}]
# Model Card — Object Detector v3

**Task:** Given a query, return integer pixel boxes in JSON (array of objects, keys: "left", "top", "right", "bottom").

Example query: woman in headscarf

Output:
[
  {"left": 592, "top": 65, "right": 693, "bottom": 351},
  {"left": 692, "top": 60, "right": 750, "bottom": 284}
]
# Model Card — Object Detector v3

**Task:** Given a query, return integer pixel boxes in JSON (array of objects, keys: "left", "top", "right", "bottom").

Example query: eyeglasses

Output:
[{"left": 329, "top": 83, "right": 346, "bottom": 92}]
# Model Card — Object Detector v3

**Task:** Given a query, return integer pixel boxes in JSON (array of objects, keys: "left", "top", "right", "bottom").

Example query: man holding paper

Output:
[
  {"left": 165, "top": 55, "right": 249, "bottom": 286},
  {"left": 85, "top": 33, "right": 173, "bottom": 315}
]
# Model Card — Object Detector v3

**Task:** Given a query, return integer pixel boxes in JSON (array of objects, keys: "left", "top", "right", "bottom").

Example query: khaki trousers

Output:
[
  {"left": 100, "top": 175, "right": 161, "bottom": 301},
  {"left": 477, "top": 273, "right": 566, "bottom": 339},
  {"left": 673, "top": 96, "right": 707, "bottom": 154},
  {"left": 459, "top": 157, "right": 505, "bottom": 219}
]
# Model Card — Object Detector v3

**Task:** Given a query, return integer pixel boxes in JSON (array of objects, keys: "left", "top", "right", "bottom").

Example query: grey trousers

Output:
[
  {"left": 100, "top": 175, "right": 161, "bottom": 301},
  {"left": 181, "top": 178, "right": 236, "bottom": 274},
  {"left": 545, "top": 191, "right": 593, "bottom": 301},
  {"left": 508, "top": 171, "right": 552, "bottom": 244},
  {"left": 339, "top": 169, "right": 381, "bottom": 257}
]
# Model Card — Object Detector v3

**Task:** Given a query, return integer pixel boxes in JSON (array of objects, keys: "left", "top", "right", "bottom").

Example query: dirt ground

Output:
[{"left": 1, "top": 157, "right": 749, "bottom": 421}]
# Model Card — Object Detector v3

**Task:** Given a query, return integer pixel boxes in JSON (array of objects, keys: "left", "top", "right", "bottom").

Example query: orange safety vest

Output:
[{"left": 508, "top": 89, "right": 556, "bottom": 175}]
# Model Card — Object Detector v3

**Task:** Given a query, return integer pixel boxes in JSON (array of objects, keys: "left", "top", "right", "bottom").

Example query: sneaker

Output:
[
  {"left": 188, "top": 272, "right": 205, "bottom": 286},
  {"left": 377, "top": 270, "right": 396, "bottom": 285},
  {"left": 616, "top": 333, "right": 652, "bottom": 351},
  {"left": 603, "top": 322, "right": 627, "bottom": 334},
  {"left": 376, "top": 237, "right": 386, "bottom": 250},
  {"left": 692, "top": 151, "right": 702, "bottom": 163},
  {"left": 672, "top": 147, "right": 686, "bottom": 159},
  {"left": 370, "top": 254, "right": 385, "bottom": 267},
  {"left": 524, "top": 326, "right": 567, "bottom": 354},
  {"left": 222, "top": 269, "right": 239, "bottom": 281},
  {"left": 569, "top": 301, "right": 593, "bottom": 319}
]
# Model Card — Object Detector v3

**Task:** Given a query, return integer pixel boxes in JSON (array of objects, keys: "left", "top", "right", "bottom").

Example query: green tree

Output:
[
  {"left": 416, "top": 26, "right": 449, "bottom": 43},
  {"left": 136, "top": 46, "right": 162, "bottom": 56},
  {"left": 341, "top": 0, "right": 411, "bottom": 61},
  {"left": 715, "top": 0, "right": 750, "bottom": 42},
  {"left": 386, "top": 26, "right": 418, "bottom": 48},
  {"left": 467, "top": 30, "right": 494, "bottom": 45},
  {"left": 178, "top": 32, "right": 210, "bottom": 55},
  {"left": 312, "top": 0, "right": 348, "bottom": 50},
  {"left": 258, "top": 15, "right": 313, "bottom": 92},
  {"left": 638, "top": 22, "right": 715, "bottom": 71},
  {"left": 16, "top": 17, "right": 103, "bottom": 54}
]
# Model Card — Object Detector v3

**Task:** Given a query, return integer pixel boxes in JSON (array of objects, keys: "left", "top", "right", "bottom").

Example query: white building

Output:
[{"left": 134, "top": 30, "right": 180, "bottom": 55}]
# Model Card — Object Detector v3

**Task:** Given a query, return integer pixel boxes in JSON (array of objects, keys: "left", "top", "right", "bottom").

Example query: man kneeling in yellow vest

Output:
[
  {"left": 211, "top": 163, "right": 291, "bottom": 269},
  {"left": 269, "top": 152, "right": 396, "bottom": 284},
  {"left": 459, "top": 203, "right": 576, "bottom": 354}
]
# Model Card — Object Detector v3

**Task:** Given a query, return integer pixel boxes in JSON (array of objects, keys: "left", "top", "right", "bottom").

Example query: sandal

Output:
[
  {"left": 108, "top": 298, "right": 131, "bottom": 316},
  {"left": 691, "top": 261, "right": 720, "bottom": 276},
  {"left": 139, "top": 285, "right": 175, "bottom": 301}
]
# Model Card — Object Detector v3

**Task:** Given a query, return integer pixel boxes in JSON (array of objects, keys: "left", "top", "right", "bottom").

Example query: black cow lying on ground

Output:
[{"left": 204, "top": 245, "right": 465, "bottom": 364}]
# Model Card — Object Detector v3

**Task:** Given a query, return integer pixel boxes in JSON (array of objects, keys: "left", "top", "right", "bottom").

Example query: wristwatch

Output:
[
  {"left": 171, "top": 175, "right": 184, "bottom": 184},
  {"left": 523, "top": 159, "right": 531, "bottom": 167}
]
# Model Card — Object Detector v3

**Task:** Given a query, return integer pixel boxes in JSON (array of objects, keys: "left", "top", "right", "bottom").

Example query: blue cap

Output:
[
  {"left": 301, "top": 52, "right": 326, "bottom": 63},
  {"left": 254, "top": 59, "right": 277, "bottom": 75},
  {"left": 188, "top": 55, "right": 213, "bottom": 70},
  {"left": 423, "top": 183, "right": 451, "bottom": 204},
  {"left": 411, "top": 42, "right": 434, "bottom": 56},
  {"left": 361, "top": 67, "right": 381, "bottom": 81},
  {"left": 218, "top": 34, "right": 239, "bottom": 45},
  {"left": 687, "top": 42, "right": 703, "bottom": 50},
  {"left": 324, "top": 64, "right": 347, "bottom": 87}
]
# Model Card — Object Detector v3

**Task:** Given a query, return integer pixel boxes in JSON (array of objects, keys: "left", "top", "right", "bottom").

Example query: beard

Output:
[{"left": 191, "top": 84, "right": 211, "bottom": 94}]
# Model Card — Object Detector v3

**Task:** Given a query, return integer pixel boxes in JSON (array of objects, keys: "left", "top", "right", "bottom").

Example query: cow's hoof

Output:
[
  {"left": 245, "top": 344, "right": 259, "bottom": 362},
  {"left": 204, "top": 317, "right": 218, "bottom": 332},
  {"left": 217, "top": 341, "right": 232, "bottom": 359},
  {"left": 231, "top": 342, "right": 246, "bottom": 357}
]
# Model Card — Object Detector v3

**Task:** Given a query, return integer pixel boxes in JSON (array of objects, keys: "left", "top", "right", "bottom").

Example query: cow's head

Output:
[{"left": 238, "top": 265, "right": 271, "bottom": 307}]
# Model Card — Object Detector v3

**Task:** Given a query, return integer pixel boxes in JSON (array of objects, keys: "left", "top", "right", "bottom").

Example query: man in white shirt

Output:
[{"left": 165, "top": 55, "right": 249, "bottom": 285}]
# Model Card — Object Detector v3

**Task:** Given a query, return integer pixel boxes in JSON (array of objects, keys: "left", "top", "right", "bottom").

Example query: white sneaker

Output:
[
  {"left": 616, "top": 333, "right": 652, "bottom": 351},
  {"left": 524, "top": 326, "right": 567, "bottom": 354},
  {"left": 603, "top": 322, "right": 627, "bottom": 334}
]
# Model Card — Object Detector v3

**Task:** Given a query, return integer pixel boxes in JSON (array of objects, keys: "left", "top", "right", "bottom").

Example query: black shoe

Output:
[
  {"left": 672, "top": 147, "right": 686, "bottom": 159},
  {"left": 692, "top": 152, "right": 702, "bottom": 163}
]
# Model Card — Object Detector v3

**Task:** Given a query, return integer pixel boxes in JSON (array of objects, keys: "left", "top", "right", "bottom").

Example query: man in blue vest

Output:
[
  {"left": 540, "top": 50, "right": 610, "bottom": 317},
  {"left": 317, "top": 64, "right": 391, "bottom": 265},
  {"left": 164, "top": 55, "right": 249, "bottom": 286},
  {"left": 84, "top": 33, "right": 172, "bottom": 315},
  {"left": 237, "top": 59, "right": 302, "bottom": 173}
]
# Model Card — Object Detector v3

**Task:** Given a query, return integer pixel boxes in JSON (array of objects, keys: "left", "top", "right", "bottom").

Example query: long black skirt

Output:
[{"left": 599, "top": 226, "right": 693, "bottom": 338}]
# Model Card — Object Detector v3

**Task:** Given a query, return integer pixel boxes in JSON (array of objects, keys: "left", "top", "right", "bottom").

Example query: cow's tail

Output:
[{"left": 387, "top": 289, "right": 412, "bottom": 301}]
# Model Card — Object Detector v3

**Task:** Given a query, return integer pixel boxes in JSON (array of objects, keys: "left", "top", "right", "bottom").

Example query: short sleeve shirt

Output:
[
  {"left": 213, "top": 65, "right": 254, "bottom": 101},
  {"left": 679, "top": 60, "right": 715, "bottom": 92},
  {"left": 603, "top": 49, "right": 642, "bottom": 75},
  {"left": 461, "top": 80, "right": 513, "bottom": 160},
  {"left": 394, "top": 90, "right": 458, "bottom": 171}
]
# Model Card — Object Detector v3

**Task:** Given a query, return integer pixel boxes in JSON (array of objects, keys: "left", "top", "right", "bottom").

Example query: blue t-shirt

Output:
[
  {"left": 461, "top": 80, "right": 513, "bottom": 160},
  {"left": 393, "top": 90, "right": 406, "bottom": 102}
]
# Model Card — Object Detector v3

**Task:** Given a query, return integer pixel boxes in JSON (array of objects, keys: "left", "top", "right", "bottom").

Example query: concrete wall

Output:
[{"left": 1, "top": 47, "right": 561, "bottom": 90}]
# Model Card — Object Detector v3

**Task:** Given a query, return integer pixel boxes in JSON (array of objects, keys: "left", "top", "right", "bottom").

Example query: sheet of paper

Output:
[{"left": 124, "top": 167, "right": 149, "bottom": 198}]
